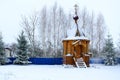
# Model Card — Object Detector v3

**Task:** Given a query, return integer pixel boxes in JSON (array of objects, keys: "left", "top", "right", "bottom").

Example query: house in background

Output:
[
  {"left": 4, "top": 43, "right": 18, "bottom": 58},
  {"left": 5, "top": 47, "right": 12, "bottom": 57}
]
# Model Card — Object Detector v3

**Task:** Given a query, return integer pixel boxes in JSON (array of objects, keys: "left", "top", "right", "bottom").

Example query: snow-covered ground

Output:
[{"left": 0, "top": 64, "right": 120, "bottom": 80}]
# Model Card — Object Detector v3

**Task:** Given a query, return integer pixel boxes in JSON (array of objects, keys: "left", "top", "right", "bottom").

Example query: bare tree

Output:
[
  {"left": 81, "top": 7, "right": 89, "bottom": 35},
  {"left": 52, "top": 3, "right": 57, "bottom": 57},
  {"left": 57, "top": 6, "right": 68, "bottom": 57},
  {"left": 39, "top": 6, "right": 48, "bottom": 57},
  {"left": 89, "top": 12, "right": 95, "bottom": 49},
  {"left": 95, "top": 13, "right": 106, "bottom": 57},
  {"left": 21, "top": 13, "right": 38, "bottom": 57},
  {"left": 88, "top": 12, "right": 97, "bottom": 56}
]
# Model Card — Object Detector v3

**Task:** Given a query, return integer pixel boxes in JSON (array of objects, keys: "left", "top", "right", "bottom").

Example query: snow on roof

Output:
[
  {"left": 67, "top": 25, "right": 76, "bottom": 37},
  {"left": 63, "top": 36, "right": 89, "bottom": 41},
  {"left": 64, "top": 23, "right": 89, "bottom": 41},
  {"left": 67, "top": 24, "right": 85, "bottom": 37},
  {"left": 66, "top": 53, "right": 73, "bottom": 56}
]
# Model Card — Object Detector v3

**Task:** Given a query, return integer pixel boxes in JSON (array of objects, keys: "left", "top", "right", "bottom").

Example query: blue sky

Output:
[{"left": 0, "top": 0, "right": 120, "bottom": 44}]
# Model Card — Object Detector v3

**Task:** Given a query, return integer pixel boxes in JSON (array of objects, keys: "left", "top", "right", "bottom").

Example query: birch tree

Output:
[
  {"left": 81, "top": 8, "right": 89, "bottom": 35},
  {"left": 52, "top": 3, "right": 58, "bottom": 57},
  {"left": 21, "top": 13, "right": 38, "bottom": 57},
  {"left": 88, "top": 12, "right": 98, "bottom": 57},
  {"left": 39, "top": 6, "right": 48, "bottom": 57},
  {"left": 95, "top": 13, "right": 106, "bottom": 57}
]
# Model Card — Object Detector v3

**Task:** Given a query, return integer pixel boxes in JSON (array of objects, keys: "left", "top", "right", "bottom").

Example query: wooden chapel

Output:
[{"left": 62, "top": 4, "right": 90, "bottom": 67}]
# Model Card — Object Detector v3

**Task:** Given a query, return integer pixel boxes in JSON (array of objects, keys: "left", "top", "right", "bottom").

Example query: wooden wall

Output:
[{"left": 63, "top": 39, "right": 90, "bottom": 67}]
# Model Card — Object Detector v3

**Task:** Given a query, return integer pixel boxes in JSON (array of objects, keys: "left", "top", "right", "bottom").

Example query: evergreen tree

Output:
[
  {"left": 102, "top": 35, "right": 116, "bottom": 65},
  {"left": 14, "top": 31, "right": 30, "bottom": 64},
  {"left": 0, "top": 33, "right": 6, "bottom": 65}
]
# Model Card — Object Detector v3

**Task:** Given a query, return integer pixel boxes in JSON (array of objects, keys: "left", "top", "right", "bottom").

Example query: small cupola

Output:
[{"left": 73, "top": 4, "right": 80, "bottom": 37}]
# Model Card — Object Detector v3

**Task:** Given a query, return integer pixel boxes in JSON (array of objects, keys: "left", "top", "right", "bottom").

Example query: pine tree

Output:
[
  {"left": 14, "top": 31, "right": 30, "bottom": 64},
  {"left": 0, "top": 33, "right": 6, "bottom": 65},
  {"left": 102, "top": 35, "right": 116, "bottom": 65}
]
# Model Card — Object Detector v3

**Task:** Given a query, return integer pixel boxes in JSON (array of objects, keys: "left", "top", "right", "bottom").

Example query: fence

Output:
[
  {"left": 90, "top": 58, "right": 104, "bottom": 64},
  {"left": 8, "top": 58, "right": 63, "bottom": 65},
  {"left": 29, "top": 58, "right": 63, "bottom": 65},
  {"left": 8, "top": 57, "right": 120, "bottom": 65}
]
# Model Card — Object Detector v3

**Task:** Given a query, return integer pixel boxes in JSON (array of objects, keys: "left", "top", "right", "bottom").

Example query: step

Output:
[{"left": 73, "top": 57, "right": 87, "bottom": 68}]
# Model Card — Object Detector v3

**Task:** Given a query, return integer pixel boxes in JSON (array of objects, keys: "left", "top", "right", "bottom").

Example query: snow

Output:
[
  {"left": 63, "top": 36, "right": 89, "bottom": 40},
  {"left": 66, "top": 53, "right": 73, "bottom": 56},
  {"left": 67, "top": 24, "right": 85, "bottom": 37},
  {"left": 67, "top": 25, "right": 76, "bottom": 37},
  {"left": 64, "top": 23, "right": 89, "bottom": 41},
  {"left": 0, "top": 64, "right": 120, "bottom": 80}
]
